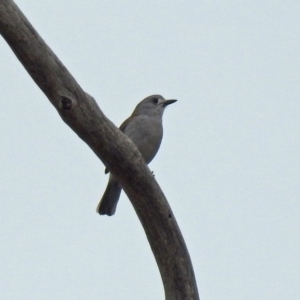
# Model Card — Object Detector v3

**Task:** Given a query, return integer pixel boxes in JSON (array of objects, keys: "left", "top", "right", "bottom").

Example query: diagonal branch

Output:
[{"left": 0, "top": 1, "right": 199, "bottom": 299}]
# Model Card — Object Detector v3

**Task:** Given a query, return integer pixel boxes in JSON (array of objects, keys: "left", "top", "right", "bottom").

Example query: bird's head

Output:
[{"left": 132, "top": 95, "right": 177, "bottom": 117}]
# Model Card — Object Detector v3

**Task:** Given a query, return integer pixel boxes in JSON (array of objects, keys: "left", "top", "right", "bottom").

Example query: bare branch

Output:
[{"left": 0, "top": 1, "right": 199, "bottom": 299}]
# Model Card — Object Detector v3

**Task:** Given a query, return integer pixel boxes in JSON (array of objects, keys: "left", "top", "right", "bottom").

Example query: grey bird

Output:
[{"left": 96, "top": 94, "right": 177, "bottom": 216}]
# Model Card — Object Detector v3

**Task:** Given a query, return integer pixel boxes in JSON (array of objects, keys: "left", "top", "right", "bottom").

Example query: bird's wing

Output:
[
  {"left": 119, "top": 116, "right": 132, "bottom": 133},
  {"left": 104, "top": 116, "right": 132, "bottom": 174}
]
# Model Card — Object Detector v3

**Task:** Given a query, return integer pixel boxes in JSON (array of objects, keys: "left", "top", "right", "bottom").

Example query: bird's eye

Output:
[{"left": 152, "top": 98, "right": 158, "bottom": 104}]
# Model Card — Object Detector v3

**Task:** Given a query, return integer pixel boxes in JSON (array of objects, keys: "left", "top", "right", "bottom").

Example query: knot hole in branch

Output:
[{"left": 61, "top": 96, "right": 72, "bottom": 110}]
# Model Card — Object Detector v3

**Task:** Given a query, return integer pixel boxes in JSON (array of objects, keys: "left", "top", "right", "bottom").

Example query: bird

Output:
[{"left": 96, "top": 94, "right": 177, "bottom": 216}]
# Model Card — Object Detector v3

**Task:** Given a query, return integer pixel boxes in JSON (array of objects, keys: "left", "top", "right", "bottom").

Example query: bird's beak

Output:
[{"left": 163, "top": 99, "right": 177, "bottom": 107}]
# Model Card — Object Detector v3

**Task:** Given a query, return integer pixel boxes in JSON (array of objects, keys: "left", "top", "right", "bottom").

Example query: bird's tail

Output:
[{"left": 96, "top": 180, "right": 122, "bottom": 216}]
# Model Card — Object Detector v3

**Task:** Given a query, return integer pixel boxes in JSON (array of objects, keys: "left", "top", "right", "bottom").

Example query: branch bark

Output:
[{"left": 0, "top": 1, "right": 199, "bottom": 299}]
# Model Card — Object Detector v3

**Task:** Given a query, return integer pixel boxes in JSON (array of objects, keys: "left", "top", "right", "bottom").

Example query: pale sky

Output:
[{"left": 1, "top": 1, "right": 300, "bottom": 299}]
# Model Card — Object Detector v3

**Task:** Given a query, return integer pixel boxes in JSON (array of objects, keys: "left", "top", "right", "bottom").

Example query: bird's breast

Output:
[{"left": 124, "top": 116, "right": 163, "bottom": 164}]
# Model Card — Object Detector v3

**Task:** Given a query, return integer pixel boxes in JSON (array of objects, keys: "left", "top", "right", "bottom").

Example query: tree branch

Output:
[{"left": 0, "top": 1, "right": 199, "bottom": 299}]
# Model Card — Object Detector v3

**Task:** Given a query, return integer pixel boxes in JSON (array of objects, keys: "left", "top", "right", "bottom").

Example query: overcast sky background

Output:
[{"left": 1, "top": 1, "right": 300, "bottom": 299}]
